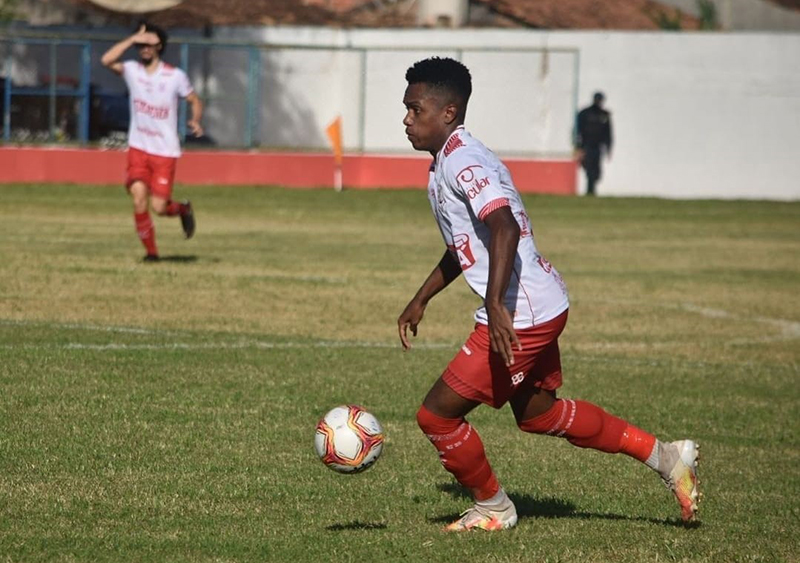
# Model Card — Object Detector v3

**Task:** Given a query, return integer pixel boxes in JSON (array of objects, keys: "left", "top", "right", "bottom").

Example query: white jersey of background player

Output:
[
  {"left": 122, "top": 59, "right": 193, "bottom": 158},
  {"left": 428, "top": 125, "right": 569, "bottom": 328}
]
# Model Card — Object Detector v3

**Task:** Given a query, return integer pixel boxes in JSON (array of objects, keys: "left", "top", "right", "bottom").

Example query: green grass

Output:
[{"left": 0, "top": 184, "right": 798, "bottom": 562}]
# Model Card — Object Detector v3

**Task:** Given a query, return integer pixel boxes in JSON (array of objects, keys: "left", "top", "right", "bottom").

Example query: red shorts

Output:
[
  {"left": 126, "top": 147, "right": 177, "bottom": 199},
  {"left": 443, "top": 309, "right": 568, "bottom": 409}
]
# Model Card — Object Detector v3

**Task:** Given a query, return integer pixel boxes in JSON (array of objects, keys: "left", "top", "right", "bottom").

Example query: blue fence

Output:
[{"left": 0, "top": 34, "right": 263, "bottom": 147}]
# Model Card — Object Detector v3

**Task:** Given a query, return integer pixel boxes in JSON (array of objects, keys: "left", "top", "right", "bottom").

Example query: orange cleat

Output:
[
  {"left": 662, "top": 440, "right": 701, "bottom": 522},
  {"left": 444, "top": 497, "right": 518, "bottom": 532}
]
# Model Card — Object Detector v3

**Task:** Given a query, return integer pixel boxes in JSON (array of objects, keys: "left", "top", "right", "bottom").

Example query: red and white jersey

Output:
[
  {"left": 122, "top": 61, "right": 194, "bottom": 158},
  {"left": 428, "top": 126, "right": 569, "bottom": 329}
]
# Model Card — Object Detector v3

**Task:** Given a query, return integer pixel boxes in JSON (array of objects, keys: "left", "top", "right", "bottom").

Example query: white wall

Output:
[
  {"left": 5, "top": 26, "right": 800, "bottom": 199},
  {"left": 212, "top": 27, "right": 800, "bottom": 200}
]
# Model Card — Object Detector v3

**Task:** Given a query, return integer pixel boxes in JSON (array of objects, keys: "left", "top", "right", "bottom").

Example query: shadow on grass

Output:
[
  {"left": 157, "top": 255, "right": 199, "bottom": 263},
  {"left": 140, "top": 255, "right": 205, "bottom": 264},
  {"left": 326, "top": 521, "right": 388, "bottom": 531},
  {"left": 431, "top": 483, "right": 700, "bottom": 529}
]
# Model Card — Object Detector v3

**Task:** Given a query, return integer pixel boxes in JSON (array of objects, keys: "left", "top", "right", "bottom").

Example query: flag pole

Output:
[
  {"left": 325, "top": 116, "right": 343, "bottom": 192},
  {"left": 333, "top": 166, "right": 342, "bottom": 192}
]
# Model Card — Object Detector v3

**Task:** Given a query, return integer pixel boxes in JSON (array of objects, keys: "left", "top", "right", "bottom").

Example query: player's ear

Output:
[{"left": 443, "top": 103, "right": 458, "bottom": 125}]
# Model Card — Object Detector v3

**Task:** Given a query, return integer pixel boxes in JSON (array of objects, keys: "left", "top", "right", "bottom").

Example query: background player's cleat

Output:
[
  {"left": 142, "top": 254, "right": 160, "bottom": 263},
  {"left": 444, "top": 497, "right": 518, "bottom": 532},
  {"left": 662, "top": 440, "right": 700, "bottom": 522},
  {"left": 180, "top": 200, "right": 195, "bottom": 239}
]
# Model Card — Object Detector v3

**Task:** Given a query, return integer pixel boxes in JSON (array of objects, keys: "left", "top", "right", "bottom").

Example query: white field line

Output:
[
  {"left": 591, "top": 300, "right": 800, "bottom": 345},
  {"left": 3, "top": 300, "right": 798, "bottom": 353},
  {"left": 0, "top": 340, "right": 457, "bottom": 351},
  {"left": 0, "top": 319, "right": 184, "bottom": 336},
  {"left": 679, "top": 303, "right": 800, "bottom": 344}
]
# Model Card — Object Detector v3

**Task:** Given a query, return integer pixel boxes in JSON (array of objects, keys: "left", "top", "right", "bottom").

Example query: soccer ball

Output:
[{"left": 314, "top": 405, "right": 384, "bottom": 474}]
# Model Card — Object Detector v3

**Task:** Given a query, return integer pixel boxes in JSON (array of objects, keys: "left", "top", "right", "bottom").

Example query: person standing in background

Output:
[
  {"left": 576, "top": 92, "right": 613, "bottom": 196},
  {"left": 101, "top": 23, "right": 203, "bottom": 262}
]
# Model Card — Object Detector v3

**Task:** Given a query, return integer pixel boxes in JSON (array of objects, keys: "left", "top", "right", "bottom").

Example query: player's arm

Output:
[
  {"left": 483, "top": 206, "right": 521, "bottom": 367},
  {"left": 397, "top": 250, "right": 462, "bottom": 350},
  {"left": 101, "top": 25, "right": 159, "bottom": 75},
  {"left": 185, "top": 92, "right": 204, "bottom": 137}
]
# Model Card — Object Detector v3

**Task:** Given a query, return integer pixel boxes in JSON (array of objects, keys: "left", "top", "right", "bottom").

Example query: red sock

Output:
[
  {"left": 134, "top": 211, "right": 158, "bottom": 256},
  {"left": 164, "top": 200, "right": 187, "bottom": 217},
  {"left": 416, "top": 405, "right": 500, "bottom": 501},
  {"left": 519, "top": 399, "right": 656, "bottom": 462}
]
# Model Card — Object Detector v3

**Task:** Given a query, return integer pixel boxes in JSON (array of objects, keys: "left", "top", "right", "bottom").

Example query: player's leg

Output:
[
  {"left": 417, "top": 330, "right": 517, "bottom": 531},
  {"left": 127, "top": 149, "right": 159, "bottom": 260},
  {"left": 511, "top": 342, "right": 700, "bottom": 521},
  {"left": 149, "top": 155, "right": 194, "bottom": 238},
  {"left": 418, "top": 377, "right": 498, "bottom": 501}
]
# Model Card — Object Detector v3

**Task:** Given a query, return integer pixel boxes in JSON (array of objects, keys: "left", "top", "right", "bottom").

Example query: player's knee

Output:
[
  {"left": 151, "top": 200, "right": 168, "bottom": 216},
  {"left": 416, "top": 405, "right": 434, "bottom": 434},
  {"left": 416, "top": 404, "right": 460, "bottom": 436},
  {"left": 517, "top": 403, "right": 558, "bottom": 434}
]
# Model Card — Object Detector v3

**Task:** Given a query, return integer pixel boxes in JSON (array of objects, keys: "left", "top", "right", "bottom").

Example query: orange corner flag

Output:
[{"left": 326, "top": 116, "right": 343, "bottom": 166}]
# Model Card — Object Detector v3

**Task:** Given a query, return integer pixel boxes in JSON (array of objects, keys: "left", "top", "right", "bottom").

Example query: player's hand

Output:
[
  {"left": 398, "top": 298, "right": 426, "bottom": 351},
  {"left": 131, "top": 25, "right": 160, "bottom": 46},
  {"left": 188, "top": 119, "right": 203, "bottom": 137},
  {"left": 486, "top": 302, "right": 521, "bottom": 367}
]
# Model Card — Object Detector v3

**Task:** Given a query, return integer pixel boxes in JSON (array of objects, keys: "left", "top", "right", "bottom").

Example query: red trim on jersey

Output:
[
  {"left": 478, "top": 198, "right": 510, "bottom": 221},
  {"left": 512, "top": 266, "right": 536, "bottom": 321}
]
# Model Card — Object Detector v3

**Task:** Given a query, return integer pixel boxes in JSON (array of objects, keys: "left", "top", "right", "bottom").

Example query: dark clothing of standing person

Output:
[{"left": 576, "top": 92, "right": 613, "bottom": 196}]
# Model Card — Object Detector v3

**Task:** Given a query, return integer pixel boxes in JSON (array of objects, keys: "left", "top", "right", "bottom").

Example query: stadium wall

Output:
[
  {"left": 0, "top": 147, "right": 576, "bottom": 194},
  {"left": 212, "top": 27, "right": 800, "bottom": 200},
  {"left": 3, "top": 28, "right": 799, "bottom": 199}
]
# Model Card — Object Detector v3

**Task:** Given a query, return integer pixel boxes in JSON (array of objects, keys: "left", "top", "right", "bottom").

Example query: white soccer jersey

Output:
[
  {"left": 428, "top": 126, "right": 569, "bottom": 329},
  {"left": 122, "top": 60, "right": 194, "bottom": 158}
]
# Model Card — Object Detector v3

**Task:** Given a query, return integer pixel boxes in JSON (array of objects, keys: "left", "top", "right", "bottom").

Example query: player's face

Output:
[
  {"left": 137, "top": 43, "right": 160, "bottom": 64},
  {"left": 403, "top": 83, "right": 451, "bottom": 154}
]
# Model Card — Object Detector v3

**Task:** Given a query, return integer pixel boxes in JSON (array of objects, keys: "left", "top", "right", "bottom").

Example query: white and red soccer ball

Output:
[{"left": 314, "top": 405, "right": 384, "bottom": 474}]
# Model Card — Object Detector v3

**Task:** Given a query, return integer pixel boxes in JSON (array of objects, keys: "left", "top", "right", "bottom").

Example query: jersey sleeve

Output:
[
  {"left": 176, "top": 69, "right": 194, "bottom": 98},
  {"left": 448, "top": 149, "right": 509, "bottom": 222}
]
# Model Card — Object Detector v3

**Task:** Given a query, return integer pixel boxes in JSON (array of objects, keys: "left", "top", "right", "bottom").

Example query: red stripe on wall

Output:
[{"left": 0, "top": 147, "right": 576, "bottom": 195}]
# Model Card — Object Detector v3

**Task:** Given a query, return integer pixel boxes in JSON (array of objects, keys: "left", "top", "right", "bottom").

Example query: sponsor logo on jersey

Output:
[
  {"left": 466, "top": 176, "right": 490, "bottom": 200},
  {"left": 449, "top": 233, "right": 476, "bottom": 270},
  {"left": 456, "top": 164, "right": 482, "bottom": 185},
  {"left": 133, "top": 98, "right": 170, "bottom": 120},
  {"left": 444, "top": 134, "right": 464, "bottom": 156}
]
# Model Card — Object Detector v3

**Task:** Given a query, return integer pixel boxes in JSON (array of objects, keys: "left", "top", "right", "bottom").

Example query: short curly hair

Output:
[{"left": 405, "top": 57, "right": 472, "bottom": 107}]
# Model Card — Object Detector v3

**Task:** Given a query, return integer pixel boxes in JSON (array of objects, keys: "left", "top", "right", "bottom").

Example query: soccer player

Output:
[
  {"left": 101, "top": 23, "right": 203, "bottom": 262},
  {"left": 398, "top": 57, "right": 700, "bottom": 531}
]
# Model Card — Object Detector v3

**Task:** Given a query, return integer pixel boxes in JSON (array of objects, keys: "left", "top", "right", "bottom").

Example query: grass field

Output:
[{"left": 1, "top": 184, "right": 798, "bottom": 563}]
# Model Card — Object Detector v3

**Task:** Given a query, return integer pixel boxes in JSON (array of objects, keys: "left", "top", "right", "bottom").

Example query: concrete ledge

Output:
[{"left": 0, "top": 147, "right": 577, "bottom": 195}]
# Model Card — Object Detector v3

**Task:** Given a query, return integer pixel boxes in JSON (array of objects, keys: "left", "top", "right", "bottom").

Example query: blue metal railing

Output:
[
  {"left": 1, "top": 38, "right": 91, "bottom": 143},
  {"left": 0, "top": 35, "right": 266, "bottom": 147}
]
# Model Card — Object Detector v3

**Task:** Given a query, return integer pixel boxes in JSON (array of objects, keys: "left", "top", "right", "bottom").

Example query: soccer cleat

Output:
[
  {"left": 180, "top": 200, "right": 195, "bottom": 239},
  {"left": 661, "top": 440, "right": 700, "bottom": 522},
  {"left": 142, "top": 254, "right": 160, "bottom": 263},
  {"left": 444, "top": 497, "right": 518, "bottom": 532}
]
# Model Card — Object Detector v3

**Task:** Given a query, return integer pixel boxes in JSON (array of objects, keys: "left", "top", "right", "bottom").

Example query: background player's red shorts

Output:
[
  {"left": 443, "top": 309, "right": 569, "bottom": 409},
  {"left": 126, "top": 147, "right": 177, "bottom": 199}
]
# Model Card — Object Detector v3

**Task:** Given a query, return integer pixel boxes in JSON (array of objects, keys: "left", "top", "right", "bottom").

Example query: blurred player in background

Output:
[
  {"left": 576, "top": 91, "right": 613, "bottom": 196},
  {"left": 101, "top": 23, "right": 203, "bottom": 262},
  {"left": 398, "top": 57, "right": 699, "bottom": 531}
]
